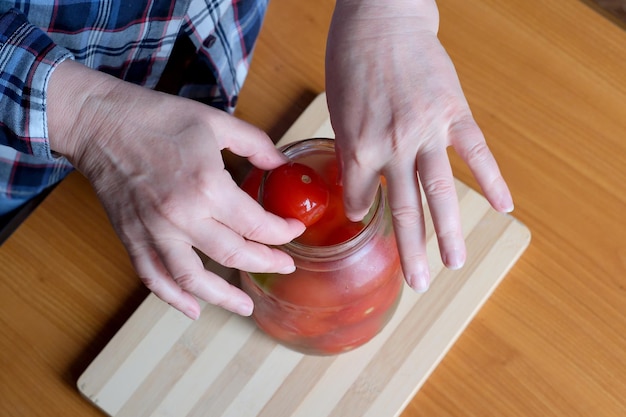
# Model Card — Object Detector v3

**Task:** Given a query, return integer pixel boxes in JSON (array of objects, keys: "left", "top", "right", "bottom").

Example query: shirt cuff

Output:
[{"left": 0, "top": 8, "right": 74, "bottom": 160}]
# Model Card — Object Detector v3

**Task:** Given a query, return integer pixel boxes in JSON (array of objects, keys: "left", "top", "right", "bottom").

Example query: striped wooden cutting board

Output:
[{"left": 77, "top": 93, "right": 531, "bottom": 417}]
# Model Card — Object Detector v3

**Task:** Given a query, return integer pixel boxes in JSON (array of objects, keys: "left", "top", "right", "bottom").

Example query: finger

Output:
[
  {"left": 450, "top": 116, "right": 514, "bottom": 213},
  {"left": 156, "top": 239, "right": 255, "bottom": 316},
  {"left": 209, "top": 110, "right": 288, "bottom": 169},
  {"left": 129, "top": 244, "right": 203, "bottom": 319},
  {"left": 384, "top": 161, "right": 431, "bottom": 293},
  {"left": 417, "top": 147, "right": 466, "bottom": 270},
  {"left": 189, "top": 217, "right": 297, "bottom": 275},
  {"left": 338, "top": 146, "right": 382, "bottom": 222},
  {"left": 210, "top": 180, "right": 305, "bottom": 245}
]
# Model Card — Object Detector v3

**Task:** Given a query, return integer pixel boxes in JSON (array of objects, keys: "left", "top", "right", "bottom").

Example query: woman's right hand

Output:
[{"left": 47, "top": 60, "right": 305, "bottom": 319}]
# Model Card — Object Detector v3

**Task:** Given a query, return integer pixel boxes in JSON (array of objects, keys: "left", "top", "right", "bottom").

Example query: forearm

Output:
[
  {"left": 333, "top": 0, "right": 440, "bottom": 33},
  {"left": 46, "top": 59, "right": 125, "bottom": 165}
]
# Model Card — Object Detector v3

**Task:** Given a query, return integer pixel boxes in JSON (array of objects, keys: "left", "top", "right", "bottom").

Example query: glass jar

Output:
[{"left": 240, "top": 138, "right": 403, "bottom": 355}]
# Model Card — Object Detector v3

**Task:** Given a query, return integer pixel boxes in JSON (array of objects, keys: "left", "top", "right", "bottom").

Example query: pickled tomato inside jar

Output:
[{"left": 239, "top": 138, "right": 403, "bottom": 355}]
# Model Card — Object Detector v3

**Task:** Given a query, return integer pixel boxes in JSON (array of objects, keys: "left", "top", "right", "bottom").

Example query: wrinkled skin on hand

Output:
[
  {"left": 326, "top": 0, "right": 514, "bottom": 292},
  {"left": 48, "top": 61, "right": 304, "bottom": 319}
]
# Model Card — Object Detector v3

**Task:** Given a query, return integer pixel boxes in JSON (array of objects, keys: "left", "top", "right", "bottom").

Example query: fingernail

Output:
[
  {"left": 278, "top": 264, "right": 296, "bottom": 274},
  {"left": 444, "top": 249, "right": 466, "bottom": 270},
  {"left": 185, "top": 308, "right": 200, "bottom": 321},
  {"left": 409, "top": 270, "right": 430, "bottom": 293},
  {"left": 501, "top": 200, "right": 514, "bottom": 213},
  {"left": 283, "top": 218, "right": 306, "bottom": 238},
  {"left": 237, "top": 302, "right": 254, "bottom": 317},
  {"left": 346, "top": 209, "right": 368, "bottom": 222},
  {"left": 499, "top": 194, "right": 514, "bottom": 213}
]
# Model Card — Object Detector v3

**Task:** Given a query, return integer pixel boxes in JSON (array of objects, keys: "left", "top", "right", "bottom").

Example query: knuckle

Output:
[
  {"left": 153, "top": 192, "right": 184, "bottom": 221},
  {"left": 345, "top": 193, "right": 372, "bottom": 214},
  {"left": 172, "top": 272, "right": 198, "bottom": 292},
  {"left": 347, "top": 146, "right": 382, "bottom": 170},
  {"left": 449, "top": 113, "right": 478, "bottom": 135},
  {"left": 437, "top": 228, "right": 463, "bottom": 243},
  {"left": 462, "top": 141, "right": 492, "bottom": 166},
  {"left": 402, "top": 250, "right": 429, "bottom": 267},
  {"left": 139, "top": 275, "right": 159, "bottom": 290},
  {"left": 211, "top": 296, "right": 235, "bottom": 311},
  {"left": 219, "top": 247, "right": 246, "bottom": 269},
  {"left": 390, "top": 205, "right": 424, "bottom": 228},
  {"left": 241, "top": 221, "right": 267, "bottom": 242},
  {"left": 420, "top": 93, "right": 465, "bottom": 128},
  {"left": 153, "top": 170, "right": 231, "bottom": 223},
  {"left": 422, "top": 177, "right": 456, "bottom": 200}
]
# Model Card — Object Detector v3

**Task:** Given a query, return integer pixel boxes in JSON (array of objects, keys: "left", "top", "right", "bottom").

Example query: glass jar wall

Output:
[{"left": 240, "top": 138, "right": 403, "bottom": 355}]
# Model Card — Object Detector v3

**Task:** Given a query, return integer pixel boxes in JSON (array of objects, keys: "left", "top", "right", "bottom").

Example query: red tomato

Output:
[
  {"left": 321, "top": 221, "right": 365, "bottom": 246},
  {"left": 335, "top": 271, "right": 403, "bottom": 326},
  {"left": 295, "top": 194, "right": 346, "bottom": 245},
  {"left": 262, "top": 162, "right": 330, "bottom": 226},
  {"left": 331, "top": 234, "right": 401, "bottom": 299},
  {"left": 309, "top": 314, "right": 387, "bottom": 354},
  {"left": 268, "top": 273, "right": 343, "bottom": 308},
  {"left": 295, "top": 157, "right": 365, "bottom": 245},
  {"left": 253, "top": 315, "right": 299, "bottom": 344}
]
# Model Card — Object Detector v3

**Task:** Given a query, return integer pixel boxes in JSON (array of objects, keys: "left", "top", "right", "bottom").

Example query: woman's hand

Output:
[
  {"left": 47, "top": 60, "right": 305, "bottom": 319},
  {"left": 326, "top": 0, "right": 513, "bottom": 292}
]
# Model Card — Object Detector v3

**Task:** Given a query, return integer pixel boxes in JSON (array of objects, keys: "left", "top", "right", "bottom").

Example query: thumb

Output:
[{"left": 210, "top": 110, "right": 287, "bottom": 170}]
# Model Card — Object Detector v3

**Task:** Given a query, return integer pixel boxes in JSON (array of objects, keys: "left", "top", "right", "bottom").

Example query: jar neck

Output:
[
  {"left": 284, "top": 185, "right": 386, "bottom": 263},
  {"left": 264, "top": 137, "right": 386, "bottom": 262},
  {"left": 279, "top": 137, "right": 336, "bottom": 159}
]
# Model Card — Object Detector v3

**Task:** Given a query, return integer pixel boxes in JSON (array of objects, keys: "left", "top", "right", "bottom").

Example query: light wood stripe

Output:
[
  {"left": 187, "top": 329, "right": 290, "bottom": 417},
  {"left": 116, "top": 302, "right": 233, "bottom": 417},
  {"left": 86, "top": 301, "right": 195, "bottom": 415},
  {"left": 147, "top": 314, "right": 258, "bottom": 416},
  {"left": 77, "top": 293, "right": 175, "bottom": 399},
  {"left": 219, "top": 344, "right": 304, "bottom": 417},
  {"left": 256, "top": 355, "right": 337, "bottom": 417}
]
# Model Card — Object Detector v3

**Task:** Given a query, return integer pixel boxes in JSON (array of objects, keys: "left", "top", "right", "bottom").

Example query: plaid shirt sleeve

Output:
[
  {"left": 0, "top": 8, "right": 75, "bottom": 205},
  {"left": 0, "top": 8, "right": 73, "bottom": 159}
]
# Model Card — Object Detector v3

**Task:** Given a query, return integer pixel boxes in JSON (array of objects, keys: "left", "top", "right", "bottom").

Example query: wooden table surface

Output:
[{"left": 1, "top": 0, "right": 625, "bottom": 416}]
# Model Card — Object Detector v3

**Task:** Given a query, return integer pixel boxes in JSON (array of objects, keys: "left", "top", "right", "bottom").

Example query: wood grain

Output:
[
  {"left": 1, "top": 0, "right": 625, "bottom": 416},
  {"left": 77, "top": 94, "right": 530, "bottom": 417}
]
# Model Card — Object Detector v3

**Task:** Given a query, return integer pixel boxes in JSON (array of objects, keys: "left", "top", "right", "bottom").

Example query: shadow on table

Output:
[
  {"left": 584, "top": 0, "right": 626, "bottom": 29},
  {"left": 67, "top": 283, "right": 150, "bottom": 391},
  {"left": 0, "top": 185, "right": 57, "bottom": 246}
]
